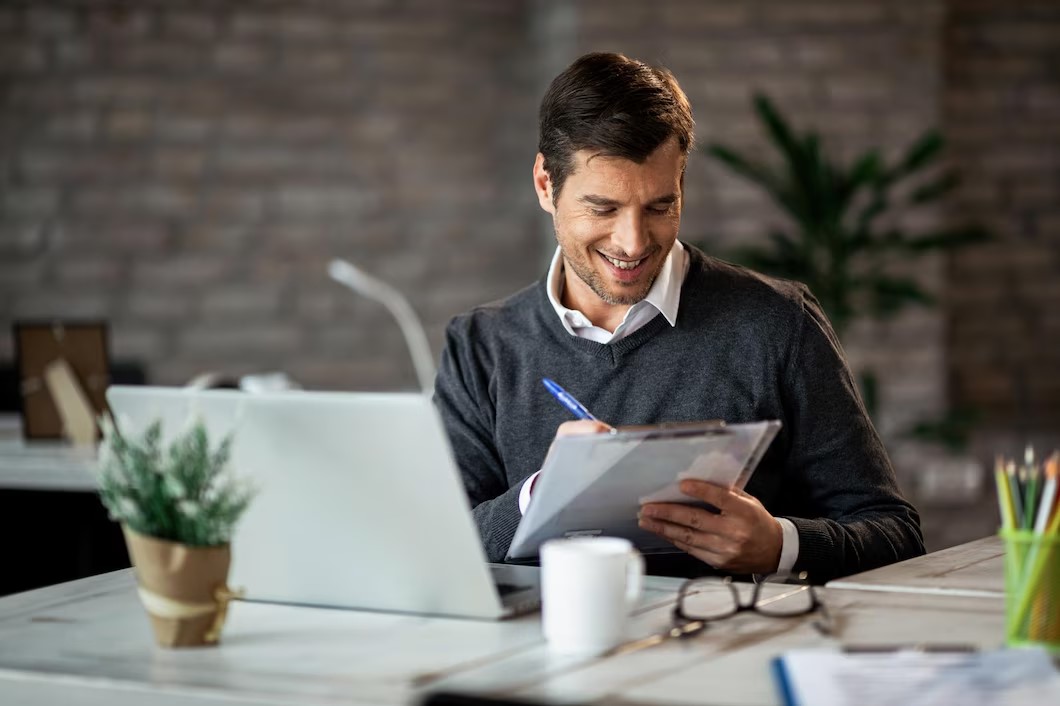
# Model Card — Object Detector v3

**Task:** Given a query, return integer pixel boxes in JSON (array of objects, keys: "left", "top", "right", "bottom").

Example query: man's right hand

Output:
[
  {"left": 528, "top": 420, "right": 614, "bottom": 500},
  {"left": 555, "top": 419, "right": 613, "bottom": 438}
]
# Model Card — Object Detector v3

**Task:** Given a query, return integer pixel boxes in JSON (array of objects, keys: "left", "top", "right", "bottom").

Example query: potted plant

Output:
[
  {"left": 701, "top": 94, "right": 990, "bottom": 422},
  {"left": 96, "top": 415, "right": 255, "bottom": 647},
  {"left": 699, "top": 96, "right": 997, "bottom": 521}
]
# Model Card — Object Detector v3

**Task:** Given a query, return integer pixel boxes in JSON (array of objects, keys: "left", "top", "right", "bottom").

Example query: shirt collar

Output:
[{"left": 546, "top": 240, "right": 686, "bottom": 334}]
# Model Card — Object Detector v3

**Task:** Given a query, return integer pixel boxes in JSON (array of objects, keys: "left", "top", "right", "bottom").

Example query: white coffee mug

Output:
[{"left": 540, "top": 536, "right": 645, "bottom": 656}]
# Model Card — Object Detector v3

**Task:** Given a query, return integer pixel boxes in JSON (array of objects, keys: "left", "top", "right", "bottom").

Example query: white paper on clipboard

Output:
[{"left": 506, "top": 419, "right": 781, "bottom": 560}]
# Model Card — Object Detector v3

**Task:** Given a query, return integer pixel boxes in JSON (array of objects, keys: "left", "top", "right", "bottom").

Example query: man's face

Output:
[{"left": 534, "top": 138, "right": 684, "bottom": 317}]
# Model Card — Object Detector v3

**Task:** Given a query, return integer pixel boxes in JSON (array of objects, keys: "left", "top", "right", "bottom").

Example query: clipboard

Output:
[{"left": 506, "top": 419, "right": 781, "bottom": 559}]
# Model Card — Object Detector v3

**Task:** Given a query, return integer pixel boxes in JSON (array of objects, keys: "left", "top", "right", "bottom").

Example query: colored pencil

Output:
[
  {"left": 1007, "top": 462, "right": 1025, "bottom": 530},
  {"left": 1009, "top": 479, "right": 1060, "bottom": 631},
  {"left": 1033, "top": 456, "right": 1058, "bottom": 535},
  {"left": 995, "top": 457, "right": 1017, "bottom": 532},
  {"left": 1023, "top": 447, "right": 1040, "bottom": 531}
]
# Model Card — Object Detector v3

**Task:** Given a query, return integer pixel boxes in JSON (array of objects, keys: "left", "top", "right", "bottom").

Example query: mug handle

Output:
[{"left": 625, "top": 550, "right": 645, "bottom": 609}]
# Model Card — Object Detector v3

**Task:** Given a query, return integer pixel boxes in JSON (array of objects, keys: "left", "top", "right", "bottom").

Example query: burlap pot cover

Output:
[{"left": 122, "top": 526, "right": 239, "bottom": 648}]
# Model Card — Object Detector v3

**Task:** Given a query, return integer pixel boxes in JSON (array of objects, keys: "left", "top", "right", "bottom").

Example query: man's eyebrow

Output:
[
  {"left": 578, "top": 193, "right": 679, "bottom": 206},
  {"left": 579, "top": 194, "right": 622, "bottom": 207}
]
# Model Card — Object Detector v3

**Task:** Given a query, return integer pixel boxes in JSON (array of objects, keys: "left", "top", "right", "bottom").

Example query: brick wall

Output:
[
  {"left": 945, "top": 0, "right": 1060, "bottom": 429},
  {"left": 0, "top": 0, "right": 542, "bottom": 391},
  {"left": 1, "top": 0, "right": 1056, "bottom": 439},
  {"left": 572, "top": 0, "right": 950, "bottom": 441}
]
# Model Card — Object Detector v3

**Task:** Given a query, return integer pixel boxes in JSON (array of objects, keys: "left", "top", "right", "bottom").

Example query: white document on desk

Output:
[
  {"left": 773, "top": 647, "right": 1060, "bottom": 706},
  {"left": 506, "top": 419, "right": 780, "bottom": 559}
]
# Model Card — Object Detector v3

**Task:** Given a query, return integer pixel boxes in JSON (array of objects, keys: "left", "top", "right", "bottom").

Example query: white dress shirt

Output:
[{"left": 518, "top": 240, "right": 799, "bottom": 574}]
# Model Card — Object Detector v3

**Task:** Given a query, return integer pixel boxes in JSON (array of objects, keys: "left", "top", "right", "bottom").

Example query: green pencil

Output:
[
  {"left": 1024, "top": 464, "right": 1040, "bottom": 532},
  {"left": 1022, "top": 446, "right": 1038, "bottom": 531},
  {"left": 1007, "top": 462, "right": 1024, "bottom": 530}
]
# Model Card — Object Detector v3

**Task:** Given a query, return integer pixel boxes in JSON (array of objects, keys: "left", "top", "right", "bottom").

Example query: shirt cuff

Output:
[
  {"left": 775, "top": 517, "right": 800, "bottom": 575},
  {"left": 518, "top": 471, "right": 542, "bottom": 515}
]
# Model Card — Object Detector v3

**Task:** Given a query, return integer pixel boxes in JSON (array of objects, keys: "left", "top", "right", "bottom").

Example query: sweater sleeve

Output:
[
  {"left": 779, "top": 288, "right": 925, "bottom": 583},
  {"left": 433, "top": 316, "right": 522, "bottom": 562}
]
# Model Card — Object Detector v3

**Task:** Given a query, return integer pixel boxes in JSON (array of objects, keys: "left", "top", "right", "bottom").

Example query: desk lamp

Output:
[{"left": 327, "top": 259, "right": 436, "bottom": 395}]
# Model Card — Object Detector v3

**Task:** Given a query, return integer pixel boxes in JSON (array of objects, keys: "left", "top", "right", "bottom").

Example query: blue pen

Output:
[{"left": 542, "top": 378, "right": 599, "bottom": 422}]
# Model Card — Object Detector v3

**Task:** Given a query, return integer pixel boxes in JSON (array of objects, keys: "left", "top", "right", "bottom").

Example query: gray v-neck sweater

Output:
[{"left": 434, "top": 246, "right": 924, "bottom": 582}]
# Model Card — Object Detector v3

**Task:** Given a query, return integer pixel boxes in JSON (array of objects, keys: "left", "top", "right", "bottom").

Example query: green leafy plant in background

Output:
[
  {"left": 906, "top": 407, "right": 982, "bottom": 455},
  {"left": 703, "top": 94, "right": 989, "bottom": 439},
  {"left": 706, "top": 94, "right": 988, "bottom": 339},
  {"left": 97, "top": 417, "right": 255, "bottom": 547}
]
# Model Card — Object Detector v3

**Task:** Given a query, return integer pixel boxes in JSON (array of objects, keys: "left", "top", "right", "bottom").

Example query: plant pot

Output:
[{"left": 122, "top": 526, "right": 238, "bottom": 648}]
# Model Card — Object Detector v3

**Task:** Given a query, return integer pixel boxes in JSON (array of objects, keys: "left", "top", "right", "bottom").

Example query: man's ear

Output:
[{"left": 533, "top": 153, "right": 556, "bottom": 215}]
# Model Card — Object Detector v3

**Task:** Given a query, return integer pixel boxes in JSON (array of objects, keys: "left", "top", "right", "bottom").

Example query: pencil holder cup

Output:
[{"left": 1000, "top": 529, "right": 1060, "bottom": 654}]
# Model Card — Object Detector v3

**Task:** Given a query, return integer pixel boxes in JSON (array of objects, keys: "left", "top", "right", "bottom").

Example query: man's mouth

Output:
[{"left": 601, "top": 253, "right": 646, "bottom": 271}]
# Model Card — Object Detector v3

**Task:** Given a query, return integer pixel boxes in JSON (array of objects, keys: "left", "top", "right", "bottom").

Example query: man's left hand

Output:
[{"left": 638, "top": 479, "right": 783, "bottom": 575}]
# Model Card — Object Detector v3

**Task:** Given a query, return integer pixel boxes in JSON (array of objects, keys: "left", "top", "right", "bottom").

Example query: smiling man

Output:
[{"left": 434, "top": 52, "right": 924, "bottom": 582}]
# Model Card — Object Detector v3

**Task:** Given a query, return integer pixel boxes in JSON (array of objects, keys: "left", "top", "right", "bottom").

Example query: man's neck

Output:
[{"left": 559, "top": 269, "right": 631, "bottom": 333}]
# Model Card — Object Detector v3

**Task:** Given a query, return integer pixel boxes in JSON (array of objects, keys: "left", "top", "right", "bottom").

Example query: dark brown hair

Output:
[{"left": 538, "top": 52, "right": 695, "bottom": 203}]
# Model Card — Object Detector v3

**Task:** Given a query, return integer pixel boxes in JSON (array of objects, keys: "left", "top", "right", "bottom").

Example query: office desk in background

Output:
[
  {"left": 0, "top": 537, "right": 1010, "bottom": 706},
  {"left": 0, "top": 416, "right": 97, "bottom": 491},
  {"left": 0, "top": 416, "right": 128, "bottom": 596}
]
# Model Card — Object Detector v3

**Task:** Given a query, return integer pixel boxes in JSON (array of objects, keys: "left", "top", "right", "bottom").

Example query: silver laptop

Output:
[{"left": 106, "top": 386, "right": 540, "bottom": 620}]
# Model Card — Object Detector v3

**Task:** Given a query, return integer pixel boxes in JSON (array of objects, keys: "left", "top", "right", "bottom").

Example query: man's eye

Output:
[
  {"left": 648, "top": 205, "right": 672, "bottom": 215},
  {"left": 591, "top": 208, "right": 615, "bottom": 216}
]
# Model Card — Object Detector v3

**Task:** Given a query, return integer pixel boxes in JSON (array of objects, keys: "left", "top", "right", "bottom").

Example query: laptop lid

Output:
[{"left": 105, "top": 386, "right": 536, "bottom": 620}]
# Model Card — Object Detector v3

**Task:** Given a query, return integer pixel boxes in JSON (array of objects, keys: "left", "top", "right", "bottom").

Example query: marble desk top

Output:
[
  {"left": 826, "top": 535, "right": 1004, "bottom": 598},
  {"left": 0, "top": 546, "right": 1007, "bottom": 706}
]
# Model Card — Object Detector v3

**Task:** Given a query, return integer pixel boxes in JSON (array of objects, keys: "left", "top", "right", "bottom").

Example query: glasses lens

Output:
[
  {"left": 755, "top": 585, "right": 816, "bottom": 617},
  {"left": 678, "top": 579, "right": 738, "bottom": 620}
]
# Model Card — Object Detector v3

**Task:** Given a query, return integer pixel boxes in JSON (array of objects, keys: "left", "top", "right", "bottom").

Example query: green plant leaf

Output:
[
  {"left": 801, "top": 132, "right": 830, "bottom": 231},
  {"left": 853, "top": 193, "right": 888, "bottom": 234},
  {"left": 847, "top": 151, "right": 883, "bottom": 191},
  {"left": 698, "top": 93, "right": 993, "bottom": 354},
  {"left": 753, "top": 94, "right": 802, "bottom": 168},
  {"left": 896, "top": 130, "right": 944, "bottom": 176},
  {"left": 903, "top": 226, "right": 991, "bottom": 252},
  {"left": 766, "top": 229, "right": 805, "bottom": 259},
  {"left": 96, "top": 419, "right": 255, "bottom": 547},
  {"left": 753, "top": 95, "right": 835, "bottom": 229},
  {"left": 904, "top": 407, "right": 981, "bottom": 453},
  {"left": 909, "top": 170, "right": 961, "bottom": 204},
  {"left": 706, "top": 144, "right": 806, "bottom": 221},
  {"left": 863, "top": 275, "right": 935, "bottom": 317},
  {"left": 837, "top": 150, "right": 882, "bottom": 212},
  {"left": 857, "top": 228, "right": 906, "bottom": 252},
  {"left": 727, "top": 246, "right": 803, "bottom": 279},
  {"left": 706, "top": 144, "right": 777, "bottom": 189}
]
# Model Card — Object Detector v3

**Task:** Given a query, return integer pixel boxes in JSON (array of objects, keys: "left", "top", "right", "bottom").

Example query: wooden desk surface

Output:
[
  {"left": 0, "top": 553, "right": 1006, "bottom": 706},
  {"left": 826, "top": 535, "right": 1004, "bottom": 598}
]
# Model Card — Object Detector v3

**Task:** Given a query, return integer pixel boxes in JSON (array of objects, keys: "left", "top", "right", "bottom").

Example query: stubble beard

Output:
[{"left": 559, "top": 240, "right": 659, "bottom": 307}]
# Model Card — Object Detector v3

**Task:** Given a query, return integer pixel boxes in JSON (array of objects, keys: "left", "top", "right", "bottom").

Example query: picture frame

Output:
[{"left": 13, "top": 321, "right": 110, "bottom": 441}]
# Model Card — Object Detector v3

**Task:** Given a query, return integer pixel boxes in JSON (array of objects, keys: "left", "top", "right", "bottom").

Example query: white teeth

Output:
[{"left": 604, "top": 255, "right": 644, "bottom": 270}]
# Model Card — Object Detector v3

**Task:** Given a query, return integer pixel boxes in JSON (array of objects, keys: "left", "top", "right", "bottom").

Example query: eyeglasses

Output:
[
  {"left": 605, "top": 572, "right": 834, "bottom": 658},
  {"left": 670, "top": 571, "right": 834, "bottom": 640}
]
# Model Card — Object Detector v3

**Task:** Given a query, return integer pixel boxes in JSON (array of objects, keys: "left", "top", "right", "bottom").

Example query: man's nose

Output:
[{"left": 611, "top": 211, "right": 650, "bottom": 257}]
